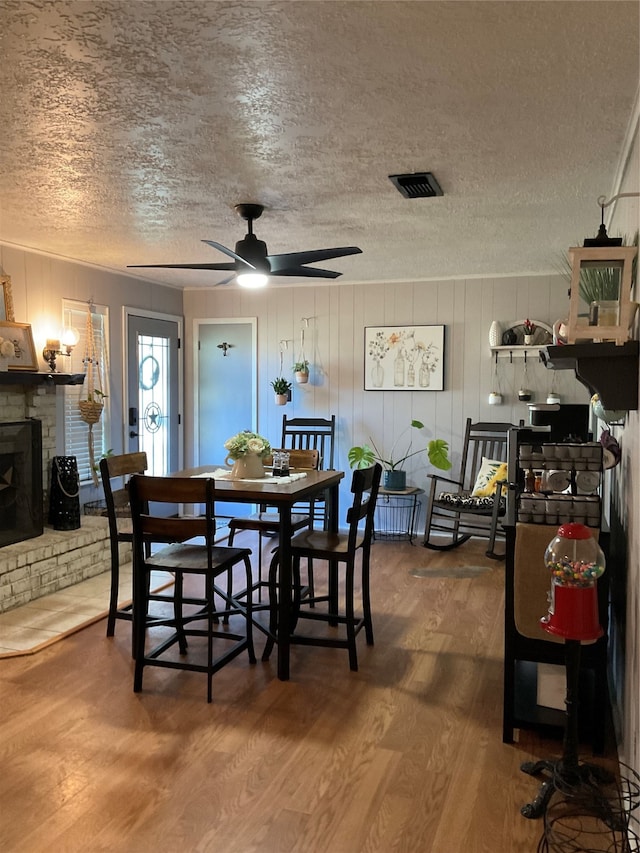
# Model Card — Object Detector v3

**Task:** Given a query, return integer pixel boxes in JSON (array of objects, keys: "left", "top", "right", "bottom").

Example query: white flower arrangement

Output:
[
  {"left": 223, "top": 430, "right": 271, "bottom": 460},
  {"left": 0, "top": 336, "right": 15, "bottom": 358}
]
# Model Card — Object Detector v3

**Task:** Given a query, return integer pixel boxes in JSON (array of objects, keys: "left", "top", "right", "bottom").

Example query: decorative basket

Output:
[{"left": 79, "top": 400, "right": 104, "bottom": 425}]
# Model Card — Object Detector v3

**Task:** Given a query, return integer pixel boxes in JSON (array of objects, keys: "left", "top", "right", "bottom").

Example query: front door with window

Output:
[{"left": 126, "top": 314, "right": 181, "bottom": 476}]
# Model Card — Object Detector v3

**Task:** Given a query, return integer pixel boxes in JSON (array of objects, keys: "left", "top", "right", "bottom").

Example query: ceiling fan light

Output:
[{"left": 236, "top": 271, "right": 269, "bottom": 288}]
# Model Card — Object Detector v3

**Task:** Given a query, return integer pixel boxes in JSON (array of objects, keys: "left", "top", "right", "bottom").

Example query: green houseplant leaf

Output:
[
  {"left": 349, "top": 420, "right": 451, "bottom": 471},
  {"left": 270, "top": 377, "right": 292, "bottom": 394}
]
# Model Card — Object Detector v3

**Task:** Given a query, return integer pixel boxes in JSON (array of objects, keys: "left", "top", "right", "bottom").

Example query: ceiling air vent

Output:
[{"left": 389, "top": 172, "right": 443, "bottom": 199}]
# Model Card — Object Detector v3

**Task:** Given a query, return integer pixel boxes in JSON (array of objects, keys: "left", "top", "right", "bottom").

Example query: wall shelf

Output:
[
  {"left": 0, "top": 372, "right": 85, "bottom": 387},
  {"left": 489, "top": 319, "right": 553, "bottom": 358},
  {"left": 540, "top": 341, "right": 639, "bottom": 411},
  {"left": 490, "top": 345, "right": 547, "bottom": 360}
]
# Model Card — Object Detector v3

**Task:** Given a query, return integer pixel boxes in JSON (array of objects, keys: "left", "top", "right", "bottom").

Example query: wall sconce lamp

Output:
[
  {"left": 217, "top": 342, "right": 233, "bottom": 356},
  {"left": 43, "top": 327, "right": 79, "bottom": 372}
]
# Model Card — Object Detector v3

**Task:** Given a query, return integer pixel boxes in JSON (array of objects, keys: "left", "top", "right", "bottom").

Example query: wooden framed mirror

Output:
[{"left": 1, "top": 276, "right": 15, "bottom": 322}]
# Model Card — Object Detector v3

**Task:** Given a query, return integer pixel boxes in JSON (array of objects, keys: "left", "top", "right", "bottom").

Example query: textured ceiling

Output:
[{"left": 0, "top": 0, "right": 638, "bottom": 290}]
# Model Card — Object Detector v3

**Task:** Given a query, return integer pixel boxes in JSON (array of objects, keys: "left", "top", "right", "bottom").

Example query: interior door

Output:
[
  {"left": 126, "top": 313, "right": 181, "bottom": 476},
  {"left": 195, "top": 318, "right": 256, "bottom": 516}
]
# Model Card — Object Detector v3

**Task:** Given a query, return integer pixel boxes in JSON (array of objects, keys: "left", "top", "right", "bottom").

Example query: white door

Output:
[{"left": 126, "top": 312, "right": 181, "bottom": 476}]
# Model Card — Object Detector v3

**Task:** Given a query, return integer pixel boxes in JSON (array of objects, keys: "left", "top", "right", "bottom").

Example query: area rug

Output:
[{"left": 0, "top": 574, "right": 174, "bottom": 659}]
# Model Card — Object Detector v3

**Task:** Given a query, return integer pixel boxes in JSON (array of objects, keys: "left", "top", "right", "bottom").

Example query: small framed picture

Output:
[
  {"left": 0, "top": 321, "right": 38, "bottom": 371},
  {"left": 364, "top": 325, "right": 445, "bottom": 391}
]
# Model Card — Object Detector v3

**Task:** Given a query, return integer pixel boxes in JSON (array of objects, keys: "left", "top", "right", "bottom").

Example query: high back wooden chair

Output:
[
  {"left": 263, "top": 463, "right": 382, "bottom": 672},
  {"left": 227, "top": 448, "right": 320, "bottom": 599},
  {"left": 423, "top": 419, "right": 520, "bottom": 560},
  {"left": 128, "top": 475, "right": 256, "bottom": 703},
  {"left": 281, "top": 415, "right": 336, "bottom": 470},
  {"left": 281, "top": 415, "right": 336, "bottom": 527},
  {"left": 100, "top": 451, "right": 149, "bottom": 639}
]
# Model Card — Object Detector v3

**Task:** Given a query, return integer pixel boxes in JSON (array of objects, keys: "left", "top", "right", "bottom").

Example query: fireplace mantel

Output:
[{"left": 0, "top": 372, "right": 85, "bottom": 387}]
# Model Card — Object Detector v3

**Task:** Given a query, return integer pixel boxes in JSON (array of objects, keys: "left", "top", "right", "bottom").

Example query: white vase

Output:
[
  {"left": 295, "top": 371, "right": 309, "bottom": 384},
  {"left": 0, "top": 358, "right": 9, "bottom": 372},
  {"left": 524, "top": 334, "right": 534, "bottom": 346},
  {"left": 488, "top": 320, "right": 502, "bottom": 347},
  {"left": 225, "top": 452, "right": 265, "bottom": 479},
  {"left": 488, "top": 392, "right": 503, "bottom": 405}
]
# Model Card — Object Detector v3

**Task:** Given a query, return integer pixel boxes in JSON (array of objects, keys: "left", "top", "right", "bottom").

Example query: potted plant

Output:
[
  {"left": 270, "top": 376, "right": 292, "bottom": 405},
  {"left": 522, "top": 319, "right": 536, "bottom": 345},
  {"left": 557, "top": 230, "right": 638, "bottom": 326},
  {"left": 348, "top": 419, "right": 451, "bottom": 490},
  {"left": 223, "top": 430, "right": 271, "bottom": 478},
  {"left": 293, "top": 360, "right": 310, "bottom": 384}
]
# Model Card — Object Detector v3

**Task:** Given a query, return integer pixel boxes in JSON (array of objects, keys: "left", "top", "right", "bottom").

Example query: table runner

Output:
[{"left": 191, "top": 469, "right": 308, "bottom": 485}]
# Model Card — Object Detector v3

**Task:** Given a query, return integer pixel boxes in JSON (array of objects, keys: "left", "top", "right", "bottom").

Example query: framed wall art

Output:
[
  {"left": 364, "top": 325, "right": 445, "bottom": 391},
  {"left": 0, "top": 321, "right": 38, "bottom": 371}
]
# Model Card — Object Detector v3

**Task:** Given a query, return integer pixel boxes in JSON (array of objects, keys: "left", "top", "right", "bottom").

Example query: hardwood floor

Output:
[{"left": 0, "top": 537, "right": 618, "bottom": 852}]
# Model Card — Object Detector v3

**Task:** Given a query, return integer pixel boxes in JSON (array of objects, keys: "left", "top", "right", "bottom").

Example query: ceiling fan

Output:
[{"left": 128, "top": 203, "right": 362, "bottom": 288}]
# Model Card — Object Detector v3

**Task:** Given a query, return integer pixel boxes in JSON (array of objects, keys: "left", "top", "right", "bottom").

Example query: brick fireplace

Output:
[
  {"left": 0, "top": 379, "right": 116, "bottom": 614},
  {"left": 0, "top": 418, "right": 43, "bottom": 547},
  {"left": 0, "top": 382, "right": 57, "bottom": 512}
]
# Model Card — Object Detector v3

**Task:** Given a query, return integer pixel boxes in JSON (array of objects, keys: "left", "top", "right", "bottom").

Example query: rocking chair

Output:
[{"left": 423, "top": 418, "right": 520, "bottom": 560}]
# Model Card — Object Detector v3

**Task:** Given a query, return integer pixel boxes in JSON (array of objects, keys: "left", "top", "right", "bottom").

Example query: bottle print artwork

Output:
[{"left": 394, "top": 348, "right": 405, "bottom": 387}]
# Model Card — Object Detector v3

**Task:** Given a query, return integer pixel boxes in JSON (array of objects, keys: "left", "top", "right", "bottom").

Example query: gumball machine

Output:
[
  {"left": 520, "top": 523, "right": 612, "bottom": 821},
  {"left": 540, "top": 523, "right": 606, "bottom": 642}
]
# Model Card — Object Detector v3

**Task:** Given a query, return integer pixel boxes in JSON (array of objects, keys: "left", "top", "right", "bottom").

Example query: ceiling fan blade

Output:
[
  {"left": 201, "top": 240, "right": 255, "bottom": 267},
  {"left": 272, "top": 266, "right": 342, "bottom": 279},
  {"left": 268, "top": 246, "right": 362, "bottom": 271},
  {"left": 128, "top": 262, "right": 237, "bottom": 271},
  {"left": 213, "top": 274, "right": 237, "bottom": 287}
]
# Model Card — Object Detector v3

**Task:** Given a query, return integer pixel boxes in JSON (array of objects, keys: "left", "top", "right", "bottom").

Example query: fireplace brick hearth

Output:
[
  {"left": 0, "top": 515, "right": 125, "bottom": 613},
  {"left": 1, "top": 380, "right": 116, "bottom": 614}
]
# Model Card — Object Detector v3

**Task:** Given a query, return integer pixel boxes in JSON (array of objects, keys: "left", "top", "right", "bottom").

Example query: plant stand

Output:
[
  {"left": 373, "top": 486, "right": 423, "bottom": 544},
  {"left": 520, "top": 639, "right": 615, "bottom": 820}
]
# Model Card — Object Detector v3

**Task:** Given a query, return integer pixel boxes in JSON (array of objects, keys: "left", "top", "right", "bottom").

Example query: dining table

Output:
[{"left": 172, "top": 464, "right": 345, "bottom": 680}]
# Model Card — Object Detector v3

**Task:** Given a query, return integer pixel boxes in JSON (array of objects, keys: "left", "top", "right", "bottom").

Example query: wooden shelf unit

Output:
[
  {"left": 540, "top": 341, "right": 638, "bottom": 411},
  {"left": 0, "top": 372, "right": 85, "bottom": 387}
]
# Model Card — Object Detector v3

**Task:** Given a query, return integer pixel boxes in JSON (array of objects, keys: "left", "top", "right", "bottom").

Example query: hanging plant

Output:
[
  {"left": 271, "top": 376, "right": 291, "bottom": 405},
  {"left": 79, "top": 303, "right": 107, "bottom": 486},
  {"left": 294, "top": 323, "right": 310, "bottom": 383},
  {"left": 293, "top": 360, "right": 309, "bottom": 383}
]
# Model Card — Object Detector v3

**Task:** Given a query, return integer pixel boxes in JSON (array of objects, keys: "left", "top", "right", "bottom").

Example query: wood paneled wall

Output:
[{"left": 184, "top": 274, "right": 586, "bottom": 502}]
